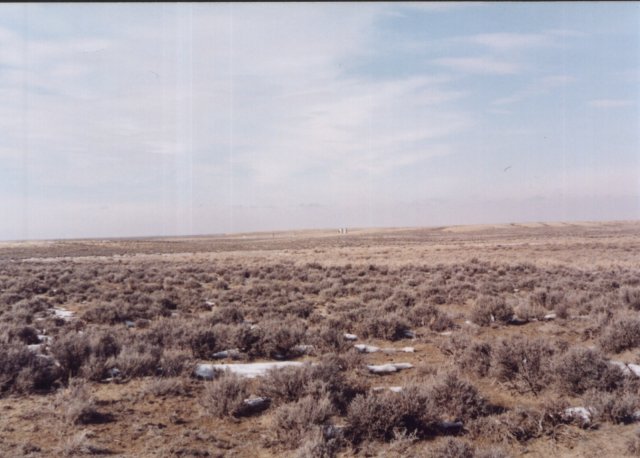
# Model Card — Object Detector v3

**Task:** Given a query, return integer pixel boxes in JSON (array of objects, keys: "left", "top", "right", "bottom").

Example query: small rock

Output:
[
  {"left": 367, "top": 363, "right": 414, "bottom": 374},
  {"left": 194, "top": 361, "right": 305, "bottom": 380},
  {"left": 508, "top": 317, "right": 528, "bottom": 326},
  {"left": 236, "top": 396, "right": 271, "bottom": 416},
  {"left": 564, "top": 407, "right": 592, "bottom": 425},
  {"left": 354, "top": 344, "right": 380, "bottom": 353},
  {"left": 344, "top": 333, "right": 358, "bottom": 341},
  {"left": 212, "top": 349, "right": 242, "bottom": 360},
  {"left": 437, "top": 421, "right": 464, "bottom": 434}
]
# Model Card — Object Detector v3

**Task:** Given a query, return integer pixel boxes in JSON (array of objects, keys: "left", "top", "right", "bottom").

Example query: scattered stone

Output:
[
  {"left": 367, "top": 363, "right": 414, "bottom": 374},
  {"left": 437, "top": 421, "right": 464, "bottom": 434},
  {"left": 403, "top": 330, "right": 416, "bottom": 339},
  {"left": 37, "top": 334, "right": 51, "bottom": 344},
  {"left": 103, "top": 368, "right": 122, "bottom": 382},
  {"left": 124, "top": 320, "right": 136, "bottom": 328},
  {"left": 372, "top": 386, "right": 403, "bottom": 393},
  {"left": 543, "top": 313, "right": 556, "bottom": 321},
  {"left": 344, "top": 333, "right": 358, "bottom": 341},
  {"left": 236, "top": 396, "right": 271, "bottom": 416},
  {"left": 564, "top": 407, "right": 592, "bottom": 425},
  {"left": 52, "top": 308, "right": 74, "bottom": 320},
  {"left": 354, "top": 344, "right": 415, "bottom": 354},
  {"left": 212, "top": 349, "right": 243, "bottom": 360},
  {"left": 194, "top": 361, "right": 305, "bottom": 380},
  {"left": 292, "top": 344, "right": 315, "bottom": 355},
  {"left": 354, "top": 344, "right": 380, "bottom": 353},
  {"left": 508, "top": 316, "right": 528, "bottom": 326},
  {"left": 610, "top": 360, "right": 640, "bottom": 377}
]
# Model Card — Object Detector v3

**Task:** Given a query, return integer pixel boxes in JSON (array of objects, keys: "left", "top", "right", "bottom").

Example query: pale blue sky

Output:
[{"left": 0, "top": 3, "right": 638, "bottom": 240}]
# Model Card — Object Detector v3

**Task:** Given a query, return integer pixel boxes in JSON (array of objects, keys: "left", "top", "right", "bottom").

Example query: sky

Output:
[{"left": 0, "top": 2, "right": 639, "bottom": 240}]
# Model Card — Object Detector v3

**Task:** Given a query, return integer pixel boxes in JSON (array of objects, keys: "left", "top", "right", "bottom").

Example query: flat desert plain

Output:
[{"left": 2, "top": 221, "right": 640, "bottom": 457}]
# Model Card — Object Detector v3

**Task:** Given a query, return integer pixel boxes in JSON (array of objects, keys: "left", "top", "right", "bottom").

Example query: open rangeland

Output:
[{"left": 2, "top": 221, "right": 640, "bottom": 457}]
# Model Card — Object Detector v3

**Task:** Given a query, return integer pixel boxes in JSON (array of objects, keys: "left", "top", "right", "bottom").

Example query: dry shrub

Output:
[
  {"left": 293, "top": 427, "right": 341, "bottom": 458},
  {"left": 429, "top": 372, "right": 489, "bottom": 421},
  {"left": 59, "top": 430, "right": 113, "bottom": 457},
  {"left": 358, "top": 313, "right": 411, "bottom": 341},
  {"left": 259, "top": 358, "right": 365, "bottom": 413},
  {"left": 474, "top": 408, "right": 541, "bottom": 443},
  {"left": 312, "top": 325, "right": 353, "bottom": 354},
  {"left": 599, "top": 315, "right": 640, "bottom": 353},
  {"left": 115, "top": 344, "right": 161, "bottom": 378},
  {"left": 626, "top": 429, "right": 640, "bottom": 455},
  {"left": 255, "top": 318, "right": 307, "bottom": 359},
  {"left": 143, "top": 377, "right": 188, "bottom": 397},
  {"left": 81, "top": 356, "right": 113, "bottom": 382},
  {"left": 90, "top": 331, "right": 122, "bottom": 359},
  {"left": 513, "top": 302, "right": 547, "bottom": 321},
  {"left": 470, "top": 295, "right": 513, "bottom": 326},
  {"left": 158, "top": 349, "right": 191, "bottom": 377},
  {"left": 0, "top": 342, "right": 60, "bottom": 394},
  {"left": 273, "top": 394, "right": 335, "bottom": 448},
  {"left": 210, "top": 306, "right": 244, "bottom": 325},
  {"left": 50, "top": 332, "right": 92, "bottom": 381},
  {"left": 553, "top": 347, "right": 624, "bottom": 395},
  {"left": 476, "top": 447, "right": 511, "bottom": 458},
  {"left": 469, "top": 403, "right": 569, "bottom": 444},
  {"left": 7, "top": 325, "right": 41, "bottom": 345},
  {"left": 200, "top": 371, "right": 251, "bottom": 418},
  {"left": 431, "top": 438, "right": 474, "bottom": 458},
  {"left": 585, "top": 389, "right": 640, "bottom": 424},
  {"left": 493, "top": 337, "right": 555, "bottom": 395},
  {"left": 529, "top": 288, "right": 563, "bottom": 309},
  {"left": 407, "top": 304, "right": 439, "bottom": 327},
  {"left": 621, "top": 287, "right": 640, "bottom": 311},
  {"left": 189, "top": 327, "right": 219, "bottom": 359},
  {"left": 554, "top": 302, "right": 569, "bottom": 320},
  {"left": 53, "top": 379, "right": 110, "bottom": 425},
  {"left": 454, "top": 338, "right": 493, "bottom": 378},
  {"left": 346, "top": 387, "right": 436, "bottom": 443}
]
